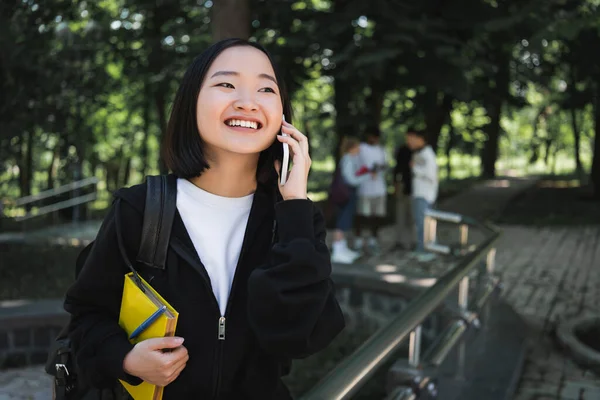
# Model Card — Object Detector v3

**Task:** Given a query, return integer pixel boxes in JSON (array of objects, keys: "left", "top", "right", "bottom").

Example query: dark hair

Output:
[
  {"left": 406, "top": 128, "right": 427, "bottom": 141},
  {"left": 162, "top": 38, "right": 293, "bottom": 183},
  {"left": 405, "top": 126, "right": 419, "bottom": 135},
  {"left": 366, "top": 126, "right": 381, "bottom": 138}
]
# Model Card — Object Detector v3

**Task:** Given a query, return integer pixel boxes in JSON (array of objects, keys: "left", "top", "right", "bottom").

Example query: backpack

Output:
[{"left": 45, "top": 175, "right": 177, "bottom": 400}]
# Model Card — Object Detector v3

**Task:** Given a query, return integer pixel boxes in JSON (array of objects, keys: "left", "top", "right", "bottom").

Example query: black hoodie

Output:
[{"left": 64, "top": 179, "right": 345, "bottom": 399}]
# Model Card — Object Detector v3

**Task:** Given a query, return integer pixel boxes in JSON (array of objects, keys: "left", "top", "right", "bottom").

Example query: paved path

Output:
[
  {"left": 0, "top": 365, "right": 51, "bottom": 399},
  {"left": 498, "top": 225, "right": 600, "bottom": 400},
  {"left": 334, "top": 176, "right": 600, "bottom": 399}
]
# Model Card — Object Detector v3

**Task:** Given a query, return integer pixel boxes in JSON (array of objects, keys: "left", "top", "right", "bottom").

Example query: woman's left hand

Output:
[{"left": 275, "top": 120, "right": 311, "bottom": 200}]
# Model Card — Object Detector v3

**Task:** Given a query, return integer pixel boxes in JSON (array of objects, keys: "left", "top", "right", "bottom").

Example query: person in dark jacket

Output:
[
  {"left": 393, "top": 131, "right": 415, "bottom": 251},
  {"left": 64, "top": 38, "right": 345, "bottom": 400}
]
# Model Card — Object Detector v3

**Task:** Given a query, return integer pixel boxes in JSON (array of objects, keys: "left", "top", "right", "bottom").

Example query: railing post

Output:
[
  {"left": 486, "top": 248, "right": 496, "bottom": 274},
  {"left": 408, "top": 325, "right": 422, "bottom": 367},
  {"left": 424, "top": 215, "right": 437, "bottom": 246},
  {"left": 458, "top": 276, "right": 469, "bottom": 310},
  {"left": 459, "top": 224, "right": 468, "bottom": 246}
]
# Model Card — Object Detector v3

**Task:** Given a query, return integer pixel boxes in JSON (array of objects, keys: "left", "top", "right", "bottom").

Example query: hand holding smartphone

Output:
[{"left": 280, "top": 115, "right": 290, "bottom": 185}]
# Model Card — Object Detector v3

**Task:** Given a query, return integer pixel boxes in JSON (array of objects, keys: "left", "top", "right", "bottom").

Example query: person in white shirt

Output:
[
  {"left": 406, "top": 130, "right": 438, "bottom": 262},
  {"left": 355, "top": 129, "right": 388, "bottom": 254}
]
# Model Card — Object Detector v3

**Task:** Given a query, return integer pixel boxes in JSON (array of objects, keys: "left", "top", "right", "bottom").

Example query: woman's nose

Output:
[{"left": 233, "top": 93, "right": 258, "bottom": 112}]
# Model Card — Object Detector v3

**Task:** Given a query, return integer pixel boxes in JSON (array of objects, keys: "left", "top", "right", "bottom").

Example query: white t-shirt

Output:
[
  {"left": 357, "top": 143, "right": 387, "bottom": 197},
  {"left": 412, "top": 145, "right": 438, "bottom": 204},
  {"left": 340, "top": 153, "right": 370, "bottom": 187},
  {"left": 176, "top": 178, "right": 253, "bottom": 316}
]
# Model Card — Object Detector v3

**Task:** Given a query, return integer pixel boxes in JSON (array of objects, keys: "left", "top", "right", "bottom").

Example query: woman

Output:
[
  {"left": 64, "top": 38, "right": 345, "bottom": 399},
  {"left": 330, "top": 137, "right": 371, "bottom": 264}
]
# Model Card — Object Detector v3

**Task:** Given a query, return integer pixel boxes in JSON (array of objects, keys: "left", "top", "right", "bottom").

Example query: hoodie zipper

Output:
[
  {"left": 211, "top": 196, "right": 274, "bottom": 400},
  {"left": 169, "top": 239, "right": 223, "bottom": 398},
  {"left": 211, "top": 228, "right": 252, "bottom": 400}
]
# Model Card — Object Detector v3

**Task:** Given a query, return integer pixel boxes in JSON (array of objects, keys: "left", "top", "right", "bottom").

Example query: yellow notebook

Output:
[{"left": 118, "top": 272, "right": 179, "bottom": 400}]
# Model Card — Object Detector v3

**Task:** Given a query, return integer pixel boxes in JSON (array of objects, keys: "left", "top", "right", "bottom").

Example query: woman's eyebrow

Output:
[
  {"left": 258, "top": 73, "right": 277, "bottom": 84},
  {"left": 210, "top": 70, "right": 239, "bottom": 79},
  {"left": 210, "top": 70, "right": 277, "bottom": 84}
]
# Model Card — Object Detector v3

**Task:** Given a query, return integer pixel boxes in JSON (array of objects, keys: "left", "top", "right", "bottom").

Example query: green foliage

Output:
[{"left": 1, "top": 0, "right": 599, "bottom": 202}]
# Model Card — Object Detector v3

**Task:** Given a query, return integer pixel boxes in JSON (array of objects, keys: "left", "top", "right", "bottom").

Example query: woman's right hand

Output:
[{"left": 123, "top": 337, "right": 189, "bottom": 386}]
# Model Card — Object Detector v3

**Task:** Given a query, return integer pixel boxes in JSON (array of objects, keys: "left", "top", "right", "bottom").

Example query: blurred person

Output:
[
  {"left": 330, "top": 136, "right": 372, "bottom": 264},
  {"left": 355, "top": 128, "right": 388, "bottom": 255},
  {"left": 406, "top": 129, "right": 438, "bottom": 262},
  {"left": 63, "top": 38, "right": 344, "bottom": 399},
  {"left": 393, "top": 134, "right": 415, "bottom": 250}
]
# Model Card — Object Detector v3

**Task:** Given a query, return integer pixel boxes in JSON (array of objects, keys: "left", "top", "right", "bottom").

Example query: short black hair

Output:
[
  {"left": 406, "top": 129, "right": 427, "bottom": 141},
  {"left": 366, "top": 126, "right": 381, "bottom": 138},
  {"left": 162, "top": 38, "right": 293, "bottom": 183}
]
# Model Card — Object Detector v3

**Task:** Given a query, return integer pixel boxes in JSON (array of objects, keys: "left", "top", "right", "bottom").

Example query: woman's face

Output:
[
  {"left": 196, "top": 46, "right": 284, "bottom": 159},
  {"left": 349, "top": 144, "right": 360, "bottom": 155}
]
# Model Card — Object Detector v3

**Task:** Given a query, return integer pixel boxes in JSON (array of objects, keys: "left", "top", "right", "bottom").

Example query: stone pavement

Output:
[
  {"left": 330, "top": 175, "right": 600, "bottom": 399},
  {"left": 497, "top": 225, "right": 600, "bottom": 400},
  {"left": 0, "top": 365, "right": 51, "bottom": 399}
]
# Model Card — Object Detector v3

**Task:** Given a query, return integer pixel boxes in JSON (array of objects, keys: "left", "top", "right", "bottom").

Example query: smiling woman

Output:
[
  {"left": 62, "top": 38, "right": 344, "bottom": 400},
  {"left": 162, "top": 41, "right": 291, "bottom": 188},
  {"left": 195, "top": 46, "right": 283, "bottom": 162}
]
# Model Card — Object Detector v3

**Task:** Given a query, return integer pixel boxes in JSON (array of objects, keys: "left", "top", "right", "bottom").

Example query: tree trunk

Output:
[
  {"left": 23, "top": 130, "right": 33, "bottom": 198},
  {"left": 333, "top": 75, "right": 353, "bottom": 165},
  {"left": 570, "top": 107, "right": 583, "bottom": 178},
  {"left": 141, "top": 83, "right": 151, "bottom": 176},
  {"left": 481, "top": 54, "right": 509, "bottom": 178},
  {"left": 46, "top": 144, "right": 59, "bottom": 190},
  {"left": 591, "top": 83, "right": 600, "bottom": 198},
  {"left": 146, "top": 5, "right": 170, "bottom": 175},
  {"left": 481, "top": 104, "right": 501, "bottom": 178},
  {"left": 424, "top": 92, "right": 453, "bottom": 152},
  {"left": 122, "top": 157, "right": 132, "bottom": 187},
  {"left": 365, "top": 80, "right": 385, "bottom": 131},
  {"left": 543, "top": 138, "right": 553, "bottom": 167},
  {"left": 17, "top": 134, "right": 25, "bottom": 198},
  {"left": 211, "top": 0, "right": 250, "bottom": 42},
  {"left": 446, "top": 125, "right": 456, "bottom": 179},
  {"left": 104, "top": 165, "right": 113, "bottom": 193},
  {"left": 303, "top": 119, "right": 313, "bottom": 160},
  {"left": 155, "top": 92, "right": 169, "bottom": 174},
  {"left": 551, "top": 145, "right": 558, "bottom": 175},
  {"left": 529, "top": 109, "right": 545, "bottom": 164},
  {"left": 331, "top": 0, "right": 356, "bottom": 167}
]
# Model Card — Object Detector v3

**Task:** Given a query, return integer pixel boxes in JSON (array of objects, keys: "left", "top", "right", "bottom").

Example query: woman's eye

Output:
[
  {"left": 216, "top": 82, "right": 234, "bottom": 89},
  {"left": 259, "top": 87, "right": 276, "bottom": 93}
]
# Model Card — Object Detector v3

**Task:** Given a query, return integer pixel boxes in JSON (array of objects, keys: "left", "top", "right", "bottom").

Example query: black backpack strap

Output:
[{"left": 136, "top": 175, "right": 177, "bottom": 269}]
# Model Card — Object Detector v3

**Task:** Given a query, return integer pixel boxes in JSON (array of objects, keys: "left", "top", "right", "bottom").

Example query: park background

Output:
[{"left": 1, "top": 1, "right": 600, "bottom": 399}]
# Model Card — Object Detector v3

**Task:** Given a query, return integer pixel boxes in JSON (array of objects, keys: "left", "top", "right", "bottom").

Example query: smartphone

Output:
[{"left": 280, "top": 115, "right": 290, "bottom": 185}]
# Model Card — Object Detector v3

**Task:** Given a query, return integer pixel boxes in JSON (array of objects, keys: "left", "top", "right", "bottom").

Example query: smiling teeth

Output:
[{"left": 228, "top": 119, "right": 258, "bottom": 129}]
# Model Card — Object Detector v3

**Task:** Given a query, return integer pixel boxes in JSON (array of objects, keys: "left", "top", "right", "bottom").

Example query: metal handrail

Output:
[
  {"left": 3, "top": 177, "right": 99, "bottom": 224},
  {"left": 11, "top": 177, "right": 99, "bottom": 206},
  {"left": 14, "top": 192, "right": 97, "bottom": 221},
  {"left": 301, "top": 214, "right": 500, "bottom": 400}
]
